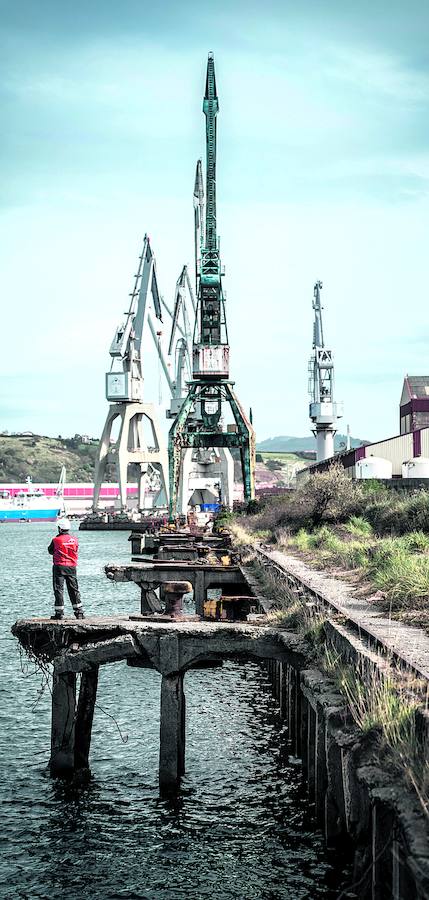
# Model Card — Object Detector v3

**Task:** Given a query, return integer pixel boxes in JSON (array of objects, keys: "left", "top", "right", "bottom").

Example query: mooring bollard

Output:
[{"left": 164, "top": 581, "right": 193, "bottom": 618}]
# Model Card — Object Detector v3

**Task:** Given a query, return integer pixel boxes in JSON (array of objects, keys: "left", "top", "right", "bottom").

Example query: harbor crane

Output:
[
  {"left": 168, "top": 53, "right": 255, "bottom": 521},
  {"left": 152, "top": 256, "right": 234, "bottom": 515},
  {"left": 308, "top": 280, "right": 343, "bottom": 462},
  {"left": 92, "top": 236, "right": 169, "bottom": 514}
]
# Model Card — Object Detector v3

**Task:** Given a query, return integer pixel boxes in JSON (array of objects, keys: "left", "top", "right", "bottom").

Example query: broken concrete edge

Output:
[{"left": 11, "top": 617, "right": 312, "bottom": 677}]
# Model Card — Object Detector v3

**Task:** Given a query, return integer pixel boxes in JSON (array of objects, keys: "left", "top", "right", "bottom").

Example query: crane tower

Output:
[
  {"left": 168, "top": 53, "right": 255, "bottom": 520},
  {"left": 151, "top": 261, "right": 234, "bottom": 515},
  {"left": 308, "top": 281, "right": 343, "bottom": 462}
]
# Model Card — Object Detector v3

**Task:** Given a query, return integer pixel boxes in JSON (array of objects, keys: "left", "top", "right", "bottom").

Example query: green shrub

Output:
[
  {"left": 364, "top": 490, "right": 429, "bottom": 536},
  {"left": 346, "top": 516, "right": 373, "bottom": 536},
  {"left": 373, "top": 553, "right": 429, "bottom": 607}
]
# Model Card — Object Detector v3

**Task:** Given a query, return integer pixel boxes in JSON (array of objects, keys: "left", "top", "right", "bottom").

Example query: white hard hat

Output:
[{"left": 57, "top": 517, "right": 71, "bottom": 531}]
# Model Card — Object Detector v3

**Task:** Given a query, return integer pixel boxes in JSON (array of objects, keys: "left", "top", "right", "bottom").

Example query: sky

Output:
[{"left": 1, "top": 0, "right": 429, "bottom": 444}]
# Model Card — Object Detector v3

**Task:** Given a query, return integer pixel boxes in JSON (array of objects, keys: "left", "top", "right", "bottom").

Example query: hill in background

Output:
[
  {"left": 257, "top": 434, "right": 367, "bottom": 453},
  {"left": 0, "top": 432, "right": 366, "bottom": 485},
  {"left": 0, "top": 435, "right": 101, "bottom": 483}
]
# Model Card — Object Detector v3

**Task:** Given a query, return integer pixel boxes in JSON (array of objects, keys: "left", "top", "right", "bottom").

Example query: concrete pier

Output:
[
  {"left": 105, "top": 561, "right": 251, "bottom": 616},
  {"left": 13, "top": 617, "right": 307, "bottom": 788},
  {"left": 159, "top": 673, "right": 186, "bottom": 786}
]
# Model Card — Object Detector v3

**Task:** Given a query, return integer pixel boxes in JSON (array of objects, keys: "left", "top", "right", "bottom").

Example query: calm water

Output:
[{"left": 0, "top": 524, "right": 350, "bottom": 899}]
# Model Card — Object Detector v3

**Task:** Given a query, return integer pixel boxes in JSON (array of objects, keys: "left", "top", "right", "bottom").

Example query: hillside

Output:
[
  {"left": 257, "top": 434, "right": 367, "bottom": 453},
  {"left": 0, "top": 435, "right": 100, "bottom": 483}
]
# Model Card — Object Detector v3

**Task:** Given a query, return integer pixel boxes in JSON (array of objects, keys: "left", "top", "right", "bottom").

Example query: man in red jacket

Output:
[{"left": 48, "top": 518, "right": 85, "bottom": 619}]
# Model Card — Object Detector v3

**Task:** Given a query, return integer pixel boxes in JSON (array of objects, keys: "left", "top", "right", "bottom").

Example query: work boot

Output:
[
  {"left": 51, "top": 613, "right": 64, "bottom": 621},
  {"left": 75, "top": 609, "right": 85, "bottom": 620}
]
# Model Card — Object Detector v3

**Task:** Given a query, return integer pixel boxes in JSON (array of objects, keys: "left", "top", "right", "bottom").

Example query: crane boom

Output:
[
  {"left": 312, "top": 279, "right": 325, "bottom": 351},
  {"left": 203, "top": 54, "right": 218, "bottom": 257},
  {"left": 193, "top": 159, "right": 204, "bottom": 292},
  {"left": 105, "top": 235, "right": 162, "bottom": 402},
  {"left": 193, "top": 53, "right": 228, "bottom": 377}
]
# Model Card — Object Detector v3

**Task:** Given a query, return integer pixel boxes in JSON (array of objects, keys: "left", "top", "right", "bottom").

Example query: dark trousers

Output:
[{"left": 53, "top": 565, "right": 83, "bottom": 616}]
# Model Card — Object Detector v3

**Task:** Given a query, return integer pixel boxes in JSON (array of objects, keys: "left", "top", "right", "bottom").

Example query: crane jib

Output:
[{"left": 203, "top": 54, "right": 219, "bottom": 262}]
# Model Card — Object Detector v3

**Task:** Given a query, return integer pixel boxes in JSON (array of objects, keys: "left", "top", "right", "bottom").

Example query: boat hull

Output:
[{"left": 0, "top": 508, "right": 61, "bottom": 523}]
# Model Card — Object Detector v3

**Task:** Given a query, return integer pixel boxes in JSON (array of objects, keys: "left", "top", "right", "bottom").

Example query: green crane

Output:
[{"left": 168, "top": 52, "right": 255, "bottom": 521}]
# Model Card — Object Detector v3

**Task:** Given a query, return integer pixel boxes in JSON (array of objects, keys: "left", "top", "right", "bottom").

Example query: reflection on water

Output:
[{"left": 0, "top": 524, "right": 350, "bottom": 899}]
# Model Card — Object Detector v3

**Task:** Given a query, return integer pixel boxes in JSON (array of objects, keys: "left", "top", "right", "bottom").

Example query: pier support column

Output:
[
  {"left": 159, "top": 673, "right": 186, "bottom": 788},
  {"left": 50, "top": 669, "right": 76, "bottom": 776},
  {"left": 75, "top": 666, "right": 99, "bottom": 772},
  {"left": 194, "top": 570, "right": 205, "bottom": 616}
]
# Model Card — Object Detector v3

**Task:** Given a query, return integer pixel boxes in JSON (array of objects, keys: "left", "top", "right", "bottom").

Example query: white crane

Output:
[
  {"left": 92, "top": 236, "right": 169, "bottom": 514},
  {"left": 148, "top": 264, "right": 195, "bottom": 419},
  {"left": 308, "top": 281, "right": 343, "bottom": 462}
]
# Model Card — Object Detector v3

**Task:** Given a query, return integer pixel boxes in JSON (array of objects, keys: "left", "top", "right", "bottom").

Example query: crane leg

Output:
[
  {"left": 138, "top": 463, "right": 149, "bottom": 510},
  {"left": 224, "top": 384, "right": 255, "bottom": 503},
  {"left": 117, "top": 408, "right": 131, "bottom": 512},
  {"left": 168, "top": 385, "right": 197, "bottom": 522},
  {"left": 93, "top": 409, "right": 117, "bottom": 512}
]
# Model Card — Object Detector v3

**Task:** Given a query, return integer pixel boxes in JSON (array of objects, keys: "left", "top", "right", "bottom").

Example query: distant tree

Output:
[{"left": 299, "top": 463, "right": 363, "bottom": 528}]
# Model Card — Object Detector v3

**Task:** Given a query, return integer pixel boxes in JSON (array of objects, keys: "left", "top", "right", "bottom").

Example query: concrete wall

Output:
[{"left": 265, "top": 659, "right": 429, "bottom": 899}]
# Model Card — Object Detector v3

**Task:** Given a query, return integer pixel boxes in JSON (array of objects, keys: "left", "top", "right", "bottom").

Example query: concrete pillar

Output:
[
  {"left": 50, "top": 669, "right": 76, "bottom": 776},
  {"left": 74, "top": 666, "right": 99, "bottom": 772},
  {"left": 194, "top": 570, "right": 205, "bottom": 616},
  {"left": 325, "top": 731, "right": 346, "bottom": 845},
  {"left": 288, "top": 667, "right": 295, "bottom": 744},
  {"left": 371, "top": 802, "right": 394, "bottom": 899},
  {"left": 280, "top": 664, "right": 287, "bottom": 718},
  {"left": 275, "top": 661, "right": 281, "bottom": 702},
  {"left": 293, "top": 673, "right": 301, "bottom": 758},
  {"left": 307, "top": 705, "right": 316, "bottom": 799},
  {"left": 391, "top": 837, "right": 416, "bottom": 900},
  {"left": 301, "top": 695, "right": 309, "bottom": 778},
  {"left": 314, "top": 710, "right": 328, "bottom": 825},
  {"left": 159, "top": 673, "right": 186, "bottom": 788}
]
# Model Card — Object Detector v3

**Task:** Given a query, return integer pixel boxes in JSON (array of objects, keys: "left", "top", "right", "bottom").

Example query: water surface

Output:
[{"left": 0, "top": 524, "right": 350, "bottom": 899}]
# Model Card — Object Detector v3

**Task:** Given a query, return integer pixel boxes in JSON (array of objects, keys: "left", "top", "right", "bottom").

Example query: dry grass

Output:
[
  {"left": 277, "top": 526, "right": 429, "bottom": 611},
  {"left": 324, "top": 646, "right": 429, "bottom": 818}
]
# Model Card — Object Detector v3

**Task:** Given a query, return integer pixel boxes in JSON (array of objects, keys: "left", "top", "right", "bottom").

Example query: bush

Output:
[
  {"left": 364, "top": 490, "right": 429, "bottom": 536},
  {"left": 297, "top": 463, "right": 363, "bottom": 528}
]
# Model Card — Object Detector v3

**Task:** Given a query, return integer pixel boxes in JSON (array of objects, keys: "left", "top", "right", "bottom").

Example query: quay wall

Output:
[
  {"left": 264, "top": 657, "right": 429, "bottom": 899},
  {"left": 246, "top": 550, "right": 429, "bottom": 899}
]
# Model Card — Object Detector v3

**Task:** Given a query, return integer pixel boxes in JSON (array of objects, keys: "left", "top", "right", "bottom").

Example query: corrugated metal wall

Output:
[
  {"left": 420, "top": 429, "right": 429, "bottom": 457},
  {"left": 366, "top": 433, "right": 413, "bottom": 475}
]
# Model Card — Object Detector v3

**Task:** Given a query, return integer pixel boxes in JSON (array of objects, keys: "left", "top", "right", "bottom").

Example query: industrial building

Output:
[{"left": 299, "top": 376, "right": 429, "bottom": 482}]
